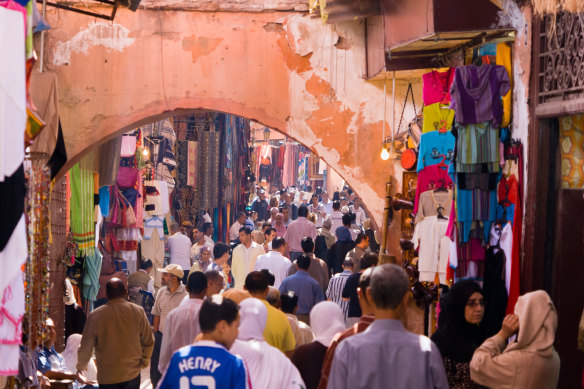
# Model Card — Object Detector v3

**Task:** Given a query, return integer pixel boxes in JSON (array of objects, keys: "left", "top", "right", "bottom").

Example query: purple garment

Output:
[{"left": 450, "top": 65, "right": 510, "bottom": 126}]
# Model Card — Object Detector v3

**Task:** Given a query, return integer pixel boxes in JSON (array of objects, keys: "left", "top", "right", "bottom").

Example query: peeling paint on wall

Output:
[{"left": 53, "top": 22, "right": 135, "bottom": 66}]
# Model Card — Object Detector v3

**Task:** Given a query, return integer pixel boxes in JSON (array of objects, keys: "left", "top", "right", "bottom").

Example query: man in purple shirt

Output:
[
  {"left": 279, "top": 254, "right": 325, "bottom": 325},
  {"left": 284, "top": 205, "right": 317, "bottom": 261}
]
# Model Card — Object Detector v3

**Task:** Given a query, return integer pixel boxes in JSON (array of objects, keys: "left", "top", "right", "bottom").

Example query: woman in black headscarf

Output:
[{"left": 431, "top": 280, "right": 486, "bottom": 389}]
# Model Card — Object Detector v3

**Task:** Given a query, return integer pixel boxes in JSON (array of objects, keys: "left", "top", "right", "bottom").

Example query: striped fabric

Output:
[
  {"left": 456, "top": 122, "right": 500, "bottom": 164},
  {"left": 326, "top": 270, "right": 351, "bottom": 320},
  {"left": 70, "top": 163, "right": 94, "bottom": 256}
]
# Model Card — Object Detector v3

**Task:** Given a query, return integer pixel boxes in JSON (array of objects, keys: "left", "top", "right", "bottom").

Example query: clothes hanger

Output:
[
  {"left": 434, "top": 178, "right": 449, "bottom": 193},
  {"left": 436, "top": 206, "right": 448, "bottom": 220}
]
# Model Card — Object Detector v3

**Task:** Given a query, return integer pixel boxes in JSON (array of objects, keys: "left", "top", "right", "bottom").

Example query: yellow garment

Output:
[
  {"left": 496, "top": 42, "right": 512, "bottom": 127},
  {"left": 422, "top": 103, "right": 455, "bottom": 133},
  {"left": 262, "top": 300, "right": 296, "bottom": 353}
]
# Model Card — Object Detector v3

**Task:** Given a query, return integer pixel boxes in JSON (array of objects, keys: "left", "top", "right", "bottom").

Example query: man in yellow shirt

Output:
[{"left": 244, "top": 271, "right": 296, "bottom": 357}]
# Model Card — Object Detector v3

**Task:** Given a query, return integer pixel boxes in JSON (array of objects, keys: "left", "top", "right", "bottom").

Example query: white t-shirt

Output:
[
  {"left": 229, "top": 221, "right": 243, "bottom": 241},
  {"left": 167, "top": 232, "right": 192, "bottom": 272}
]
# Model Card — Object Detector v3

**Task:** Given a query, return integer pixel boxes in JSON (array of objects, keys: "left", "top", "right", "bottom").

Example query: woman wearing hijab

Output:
[
  {"left": 61, "top": 334, "right": 98, "bottom": 382},
  {"left": 470, "top": 290, "right": 560, "bottom": 389},
  {"left": 431, "top": 280, "right": 486, "bottom": 389},
  {"left": 230, "top": 298, "right": 305, "bottom": 389},
  {"left": 291, "top": 301, "right": 346, "bottom": 389},
  {"left": 325, "top": 227, "right": 355, "bottom": 275}
]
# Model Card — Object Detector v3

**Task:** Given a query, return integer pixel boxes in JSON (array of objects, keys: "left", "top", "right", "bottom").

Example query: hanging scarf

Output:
[{"left": 70, "top": 163, "right": 94, "bottom": 256}]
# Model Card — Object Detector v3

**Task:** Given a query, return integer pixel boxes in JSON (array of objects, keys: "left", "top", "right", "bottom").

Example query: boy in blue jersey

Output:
[{"left": 157, "top": 295, "right": 250, "bottom": 389}]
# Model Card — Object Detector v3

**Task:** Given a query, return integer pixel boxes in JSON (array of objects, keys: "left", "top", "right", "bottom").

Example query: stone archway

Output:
[{"left": 43, "top": 7, "right": 420, "bottom": 229}]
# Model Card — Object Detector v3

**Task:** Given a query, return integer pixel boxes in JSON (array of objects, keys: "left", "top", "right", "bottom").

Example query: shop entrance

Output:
[{"left": 532, "top": 116, "right": 584, "bottom": 388}]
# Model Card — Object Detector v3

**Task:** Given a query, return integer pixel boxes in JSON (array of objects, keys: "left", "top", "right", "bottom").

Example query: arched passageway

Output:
[{"left": 42, "top": 7, "right": 422, "bottom": 230}]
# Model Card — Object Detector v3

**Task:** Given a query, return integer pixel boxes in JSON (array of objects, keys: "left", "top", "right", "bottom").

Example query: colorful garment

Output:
[
  {"left": 423, "top": 68, "right": 455, "bottom": 105},
  {"left": 450, "top": 64, "right": 510, "bottom": 125},
  {"left": 414, "top": 165, "right": 452, "bottom": 215},
  {"left": 422, "top": 103, "right": 455, "bottom": 133},
  {"left": 70, "top": 163, "right": 94, "bottom": 256},
  {"left": 158, "top": 341, "right": 250, "bottom": 389},
  {"left": 417, "top": 131, "right": 455, "bottom": 173},
  {"left": 455, "top": 122, "right": 500, "bottom": 168}
]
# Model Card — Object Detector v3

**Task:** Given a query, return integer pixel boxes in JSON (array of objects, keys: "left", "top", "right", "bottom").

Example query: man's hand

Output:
[
  {"left": 498, "top": 314, "right": 520, "bottom": 339},
  {"left": 38, "top": 373, "right": 51, "bottom": 389},
  {"left": 76, "top": 371, "right": 97, "bottom": 385}
]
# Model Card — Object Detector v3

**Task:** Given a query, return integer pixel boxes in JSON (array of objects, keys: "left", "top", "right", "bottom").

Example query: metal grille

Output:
[{"left": 538, "top": 12, "right": 584, "bottom": 105}]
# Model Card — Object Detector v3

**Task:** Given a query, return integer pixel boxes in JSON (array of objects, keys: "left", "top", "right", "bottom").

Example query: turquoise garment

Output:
[
  {"left": 83, "top": 248, "right": 102, "bottom": 301},
  {"left": 99, "top": 186, "right": 110, "bottom": 217},
  {"left": 417, "top": 131, "right": 455, "bottom": 172}
]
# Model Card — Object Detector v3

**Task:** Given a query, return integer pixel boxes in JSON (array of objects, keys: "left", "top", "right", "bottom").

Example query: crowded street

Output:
[{"left": 1, "top": 0, "right": 584, "bottom": 388}]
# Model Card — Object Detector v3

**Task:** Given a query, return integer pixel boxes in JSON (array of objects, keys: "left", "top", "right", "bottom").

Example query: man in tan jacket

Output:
[
  {"left": 470, "top": 290, "right": 560, "bottom": 389},
  {"left": 77, "top": 278, "right": 154, "bottom": 388}
]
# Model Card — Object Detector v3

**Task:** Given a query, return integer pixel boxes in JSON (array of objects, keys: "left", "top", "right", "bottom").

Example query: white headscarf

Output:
[
  {"left": 231, "top": 298, "right": 305, "bottom": 389},
  {"left": 61, "top": 334, "right": 98, "bottom": 381},
  {"left": 238, "top": 298, "right": 267, "bottom": 341},
  {"left": 310, "top": 301, "right": 347, "bottom": 347}
]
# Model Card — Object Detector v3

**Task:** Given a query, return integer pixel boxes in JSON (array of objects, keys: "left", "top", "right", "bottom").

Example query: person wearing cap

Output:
[
  {"left": 252, "top": 189, "right": 270, "bottom": 222},
  {"left": 151, "top": 264, "right": 188, "bottom": 387}
]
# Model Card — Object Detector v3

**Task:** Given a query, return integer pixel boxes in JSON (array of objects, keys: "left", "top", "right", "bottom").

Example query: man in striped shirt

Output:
[{"left": 326, "top": 259, "right": 354, "bottom": 324}]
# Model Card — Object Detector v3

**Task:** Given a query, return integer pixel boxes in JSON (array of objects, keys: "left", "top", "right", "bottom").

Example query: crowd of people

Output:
[{"left": 22, "top": 185, "right": 562, "bottom": 389}]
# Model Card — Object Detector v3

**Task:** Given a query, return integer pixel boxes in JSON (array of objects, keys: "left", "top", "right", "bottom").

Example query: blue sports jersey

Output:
[{"left": 158, "top": 341, "right": 250, "bottom": 389}]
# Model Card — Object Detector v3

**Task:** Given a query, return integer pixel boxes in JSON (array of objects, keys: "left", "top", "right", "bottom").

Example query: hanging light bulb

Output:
[
  {"left": 142, "top": 147, "right": 150, "bottom": 159},
  {"left": 380, "top": 145, "right": 390, "bottom": 160}
]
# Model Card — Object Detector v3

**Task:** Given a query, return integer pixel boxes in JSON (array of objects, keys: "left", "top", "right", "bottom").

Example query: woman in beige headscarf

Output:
[{"left": 470, "top": 290, "right": 560, "bottom": 388}]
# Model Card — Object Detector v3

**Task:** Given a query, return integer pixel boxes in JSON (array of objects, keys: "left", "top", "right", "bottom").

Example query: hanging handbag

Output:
[
  {"left": 121, "top": 135, "right": 137, "bottom": 157},
  {"left": 114, "top": 189, "right": 137, "bottom": 226},
  {"left": 116, "top": 166, "right": 138, "bottom": 188}
]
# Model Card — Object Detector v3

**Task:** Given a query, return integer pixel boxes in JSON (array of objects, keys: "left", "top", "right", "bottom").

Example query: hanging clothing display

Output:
[
  {"left": 449, "top": 64, "right": 510, "bottom": 126},
  {"left": 416, "top": 131, "right": 455, "bottom": 172},
  {"left": 415, "top": 190, "right": 453, "bottom": 224},
  {"left": 422, "top": 68, "right": 455, "bottom": 106},
  {"left": 412, "top": 215, "right": 450, "bottom": 284},
  {"left": 422, "top": 103, "right": 455, "bottom": 133},
  {"left": 82, "top": 248, "right": 102, "bottom": 302}
]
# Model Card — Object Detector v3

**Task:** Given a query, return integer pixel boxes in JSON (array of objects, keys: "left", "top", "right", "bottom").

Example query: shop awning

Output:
[{"left": 366, "top": 0, "right": 515, "bottom": 79}]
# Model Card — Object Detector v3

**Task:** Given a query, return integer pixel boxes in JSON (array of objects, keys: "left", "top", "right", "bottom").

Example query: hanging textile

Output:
[
  {"left": 70, "top": 164, "right": 95, "bottom": 256},
  {"left": 0, "top": 271, "right": 24, "bottom": 376},
  {"left": 176, "top": 140, "right": 188, "bottom": 187},
  {"left": 82, "top": 247, "right": 102, "bottom": 301},
  {"left": 187, "top": 141, "right": 197, "bottom": 187},
  {"left": 507, "top": 143, "right": 523, "bottom": 314},
  {"left": 198, "top": 131, "right": 221, "bottom": 210},
  {"left": 0, "top": 6, "right": 26, "bottom": 182}
]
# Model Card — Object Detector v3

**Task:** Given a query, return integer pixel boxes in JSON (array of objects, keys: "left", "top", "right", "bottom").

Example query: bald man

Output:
[{"left": 77, "top": 278, "right": 154, "bottom": 388}]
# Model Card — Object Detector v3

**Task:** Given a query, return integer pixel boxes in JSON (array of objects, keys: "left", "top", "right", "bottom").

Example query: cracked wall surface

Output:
[{"left": 44, "top": 7, "right": 421, "bottom": 255}]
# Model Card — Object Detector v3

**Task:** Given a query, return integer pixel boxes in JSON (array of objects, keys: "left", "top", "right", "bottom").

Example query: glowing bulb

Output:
[
  {"left": 142, "top": 148, "right": 150, "bottom": 157},
  {"left": 380, "top": 147, "right": 390, "bottom": 160}
]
